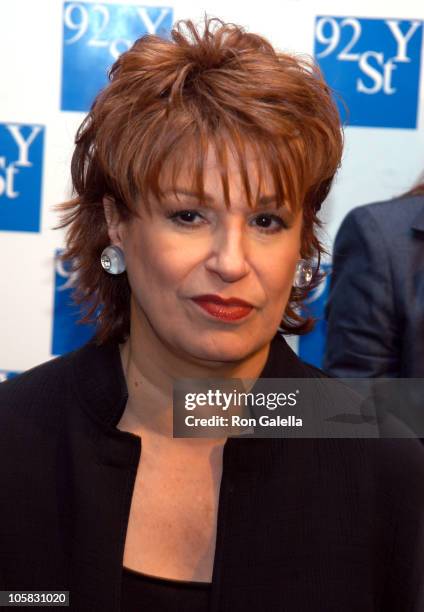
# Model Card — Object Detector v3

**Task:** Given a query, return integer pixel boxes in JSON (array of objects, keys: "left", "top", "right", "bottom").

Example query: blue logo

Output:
[
  {"left": 0, "top": 123, "right": 45, "bottom": 232},
  {"left": 0, "top": 370, "right": 19, "bottom": 383},
  {"left": 51, "top": 252, "right": 96, "bottom": 356},
  {"left": 61, "top": 2, "right": 173, "bottom": 112},
  {"left": 298, "top": 264, "right": 331, "bottom": 369},
  {"left": 314, "top": 16, "right": 423, "bottom": 128}
]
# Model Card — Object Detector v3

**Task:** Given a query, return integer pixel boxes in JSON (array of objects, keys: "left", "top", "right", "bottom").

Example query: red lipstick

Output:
[{"left": 191, "top": 294, "right": 254, "bottom": 321}]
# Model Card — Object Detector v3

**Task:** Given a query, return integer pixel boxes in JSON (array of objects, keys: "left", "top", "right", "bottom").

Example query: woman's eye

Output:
[
  {"left": 167, "top": 209, "right": 206, "bottom": 227},
  {"left": 251, "top": 214, "right": 287, "bottom": 233},
  {"left": 166, "top": 209, "right": 287, "bottom": 233}
]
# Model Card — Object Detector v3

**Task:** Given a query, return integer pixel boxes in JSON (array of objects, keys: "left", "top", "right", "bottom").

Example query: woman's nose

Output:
[{"left": 204, "top": 223, "right": 250, "bottom": 281}]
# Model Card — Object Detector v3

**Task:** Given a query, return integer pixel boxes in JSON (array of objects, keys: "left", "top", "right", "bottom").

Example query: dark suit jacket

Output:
[
  {"left": 324, "top": 195, "right": 424, "bottom": 377},
  {"left": 0, "top": 333, "right": 423, "bottom": 611}
]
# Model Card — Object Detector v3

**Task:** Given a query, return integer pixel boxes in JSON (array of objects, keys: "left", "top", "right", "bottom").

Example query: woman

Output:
[{"left": 0, "top": 17, "right": 423, "bottom": 612}]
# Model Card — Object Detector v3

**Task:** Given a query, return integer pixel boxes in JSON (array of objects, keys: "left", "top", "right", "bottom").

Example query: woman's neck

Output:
[{"left": 117, "top": 308, "right": 271, "bottom": 441}]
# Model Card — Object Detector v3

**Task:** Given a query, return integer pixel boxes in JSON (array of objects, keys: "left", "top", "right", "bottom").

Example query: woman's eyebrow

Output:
[
  {"left": 163, "top": 188, "right": 215, "bottom": 203},
  {"left": 256, "top": 195, "right": 279, "bottom": 207},
  {"left": 164, "top": 188, "right": 280, "bottom": 208}
]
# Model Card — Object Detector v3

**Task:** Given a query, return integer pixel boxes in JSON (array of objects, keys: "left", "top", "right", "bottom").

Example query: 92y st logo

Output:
[
  {"left": 0, "top": 123, "right": 44, "bottom": 232},
  {"left": 314, "top": 17, "right": 423, "bottom": 128},
  {"left": 51, "top": 251, "right": 96, "bottom": 356},
  {"left": 61, "top": 2, "right": 173, "bottom": 112}
]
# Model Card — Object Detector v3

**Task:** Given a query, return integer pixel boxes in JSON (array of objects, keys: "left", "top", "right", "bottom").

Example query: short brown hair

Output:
[{"left": 57, "top": 17, "right": 343, "bottom": 344}]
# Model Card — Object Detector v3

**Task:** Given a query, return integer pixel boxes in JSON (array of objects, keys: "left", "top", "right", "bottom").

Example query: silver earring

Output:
[
  {"left": 100, "top": 245, "right": 126, "bottom": 274},
  {"left": 293, "top": 259, "right": 313, "bottom": 288}
]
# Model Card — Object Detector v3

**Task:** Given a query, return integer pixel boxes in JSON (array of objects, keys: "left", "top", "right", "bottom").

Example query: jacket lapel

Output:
[
  {"left": 209, "top": 333, "right": 312, "bottom": 611},
  {"left": 68, "top": 340, "right": 140, "bottom": 611}
]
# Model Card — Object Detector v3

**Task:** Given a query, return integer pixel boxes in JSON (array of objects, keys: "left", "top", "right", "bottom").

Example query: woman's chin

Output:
[{"left": 180, "top": 337, "right": 263, "bottom": 366}]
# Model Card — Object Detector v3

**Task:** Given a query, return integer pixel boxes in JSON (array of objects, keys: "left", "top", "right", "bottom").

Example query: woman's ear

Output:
[{"left": 103, "top": 197, "right": 125, "bottom": 247}]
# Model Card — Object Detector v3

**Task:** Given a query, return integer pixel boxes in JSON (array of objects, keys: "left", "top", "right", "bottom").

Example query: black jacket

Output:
[
  {"left": 0, "top": 333, "right": 423, "bottom": 611},
  {"left": 324, "top": 195, "right": 424, "bottom": 377}
]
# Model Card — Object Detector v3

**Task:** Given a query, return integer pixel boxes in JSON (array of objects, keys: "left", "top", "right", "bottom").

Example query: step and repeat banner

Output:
[{"left": 1, "top": 0, "right": 424, "bottom": 379}]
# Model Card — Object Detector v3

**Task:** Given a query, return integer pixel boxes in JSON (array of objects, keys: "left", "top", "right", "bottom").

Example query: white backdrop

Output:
[{"left": 1, "top": 0, "right": 424, "bottom": 377}]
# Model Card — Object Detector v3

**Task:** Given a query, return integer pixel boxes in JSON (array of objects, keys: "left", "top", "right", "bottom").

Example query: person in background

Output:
[{"left": 324, "top": 183, "right": 424, "bottom": 378}]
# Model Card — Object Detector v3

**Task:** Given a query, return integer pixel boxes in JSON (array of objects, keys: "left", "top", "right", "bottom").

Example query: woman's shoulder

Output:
[
  {"left": 274, "top": 337, "right": 424, "bottom": 496},
  {"left": 0, "top": 349, "right": 78, "bottom": 431},
  {"left": 0, "top": 339, "right": 126, "bottom": 438},
  {"left": 0, "top": 350, "right": 74, "bottom": 399},
  {"left": 269, "top": 333, "right": 329, "bottom": 379}
]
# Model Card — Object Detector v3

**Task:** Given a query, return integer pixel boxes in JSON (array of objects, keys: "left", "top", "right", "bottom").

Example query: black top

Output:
[
  {"left": 0, "top": 332, "right": 423, "bottom": 611},
  {"left": 121, "top": 567, "right": 210, "bottom": 611}
]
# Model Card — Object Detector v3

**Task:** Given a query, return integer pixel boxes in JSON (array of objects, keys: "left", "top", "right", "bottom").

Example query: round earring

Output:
[
  {"left": 100, "top": 245, "right": 126, "bottom": 275},
  {"left": 293, "top": 259, "right": 313, "bottom": 289}
]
